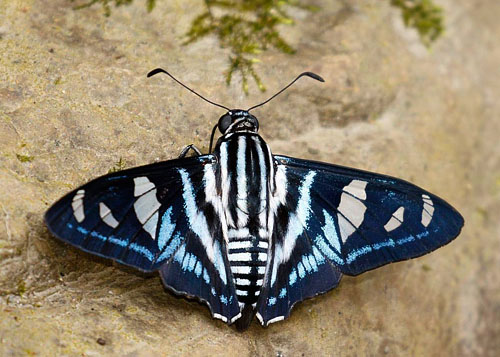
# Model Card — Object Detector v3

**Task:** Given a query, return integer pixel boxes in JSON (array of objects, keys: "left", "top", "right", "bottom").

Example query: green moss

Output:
[
  {"left": 108, "top": 157, "right": 126, "bottom": 173},
  {"left": 421, "top": 264, "right": 431, "bottom": 271},
  {"left": 391, "top": 0, "right": 444, "bottom": 46},
  {"left": 16, "top": 153, "right": 34, "bottom": 163},
  {"left": 17, "top": 280, "right": 26, "bottom": 297},
  {"left": 185, "top": 0, "right": 316, "bottom": 94},
  {"left": 70, "top": 0, "right": 156, "bottom": 17},
  {"left": 475, "top": 206, "right": 488, "bottom": 221}
]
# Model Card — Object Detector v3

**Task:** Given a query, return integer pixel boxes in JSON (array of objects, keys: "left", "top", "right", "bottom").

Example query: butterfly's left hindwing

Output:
[
  {"left": 45, "top": 154, "right": 241, "bottom": 323},
  {"left": 256, "top": 154, "right": 463, "bottom": 325}
]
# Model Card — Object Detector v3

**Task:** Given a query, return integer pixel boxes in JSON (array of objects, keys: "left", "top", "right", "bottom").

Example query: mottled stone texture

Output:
[{"left": 0, "top": 0, "right": 499, "bottom": 356}]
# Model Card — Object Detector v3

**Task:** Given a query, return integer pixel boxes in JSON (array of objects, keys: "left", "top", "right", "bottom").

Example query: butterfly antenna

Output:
[
  {"left": 247, "top": 72, "right": 325, "bottom": 112},
  {"left": 147, "top": 68, "right": 230, "bottom": 111}
]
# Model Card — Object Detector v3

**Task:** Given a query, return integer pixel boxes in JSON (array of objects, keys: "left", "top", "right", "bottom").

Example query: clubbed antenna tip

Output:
[
  {"left": 147, "top": 68, "right": 165, "bottom": 78},
  {"left": 303, "top": 72, "right": 325, "bottom": 82}
]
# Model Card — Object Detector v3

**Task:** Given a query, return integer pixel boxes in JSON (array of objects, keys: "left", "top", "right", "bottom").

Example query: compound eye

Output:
[{"left": 218, "top": 114, "right": 232, "bottom": 133}]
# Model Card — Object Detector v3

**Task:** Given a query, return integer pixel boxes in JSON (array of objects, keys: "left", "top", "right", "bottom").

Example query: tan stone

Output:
[{"left": 0, "top": 0, "right": 499, "bottom": 355}]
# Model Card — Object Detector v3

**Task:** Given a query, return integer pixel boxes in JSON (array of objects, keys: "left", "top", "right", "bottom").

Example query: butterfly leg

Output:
[{"left": 178, "top": 144, "right": 202, "bottom": 158}]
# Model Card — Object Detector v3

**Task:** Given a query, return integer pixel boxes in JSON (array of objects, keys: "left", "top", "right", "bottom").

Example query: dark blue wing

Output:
[
  {"left": 45, "top": 154, "right": 241, "bottom": 324},
  {"left": 256, "top": 154, "right": 463, "bottom": 325}
]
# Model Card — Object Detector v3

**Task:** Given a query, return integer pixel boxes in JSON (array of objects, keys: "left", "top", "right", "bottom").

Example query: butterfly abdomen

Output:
[
  {"left": 228, "top": 232, "right": 267, "bottom": 305},
  {"left": 217, "top": 133, "right": 274, "bottom": 309}
]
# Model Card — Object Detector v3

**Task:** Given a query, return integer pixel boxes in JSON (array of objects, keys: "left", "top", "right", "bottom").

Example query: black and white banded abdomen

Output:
[{"left": 215, "top": 133, "right": 275, "bottom": 308}]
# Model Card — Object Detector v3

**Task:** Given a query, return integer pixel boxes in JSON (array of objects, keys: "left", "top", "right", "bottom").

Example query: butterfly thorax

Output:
[{"left": 215, "top": 132, "right": 274, "bottom": 313}]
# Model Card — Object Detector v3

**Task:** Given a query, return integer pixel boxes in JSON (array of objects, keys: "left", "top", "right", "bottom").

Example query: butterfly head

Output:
[{"left": 218, "top": 110, "right": 259, "bottom": 134}]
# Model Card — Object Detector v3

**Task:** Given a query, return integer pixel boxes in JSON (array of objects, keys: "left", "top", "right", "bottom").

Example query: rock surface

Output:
[{"left": 1, "top": 0, "right": 499, "bottom": 355}]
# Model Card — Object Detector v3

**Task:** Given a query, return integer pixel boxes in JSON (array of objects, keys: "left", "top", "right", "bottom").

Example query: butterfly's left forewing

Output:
[
  {"left": 45, "top": 154, "right": 241, "bottom": 323},
  {"left": 256, "top": 155, "right": 464, "bottom": 325}
]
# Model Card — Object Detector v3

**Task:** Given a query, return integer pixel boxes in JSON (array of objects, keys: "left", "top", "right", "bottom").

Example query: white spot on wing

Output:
[
  {"left": 421, "top": 194, "right": 434, "bottom": 227},
  {"left": 143, "top": 211, "right": 159, "bottom": 238},
  {"left": 338, "top": 180, "right": 367, "bottom": 243},
  {"left": 342, "top": 180, "right": 367, "bottom": 200},
  {"left": 394, "top": 206, "right": 404, "bottom": 221},
  {"left": 267, "top": 316, "right": 285, "bottom": 325},
  {"left": 256, "top": 312, "right": 264, "bottom": 325},
  {"left": 213, "top": 313, "right": 228, "bottom": 323},
  {"left": 422, "top": 194, "right": 432, "bottom": 205},
  {"left": 230, "top": 313, "right": 242, "bottom": 324},
  {"left": 134, "top": 176, "right": 155, "bottom": 197},
  {"left": 72, "top": 189, "right": 85, "bottom": 223},
  {"left": 133, "top": 179, "right": 160, "bottom": 239},
  {"left": 384, "top": 206, "right": 405, "bottom": 232},
  {"left": 99, "top": 202, "right": 119, "bottom": 228},
  {"left": 73, "top": 189, "right": 84, "bottom": 200}
]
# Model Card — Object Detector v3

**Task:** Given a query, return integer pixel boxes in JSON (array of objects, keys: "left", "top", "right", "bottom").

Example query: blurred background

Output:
[{"left": 0, "top": 0, "right": 499, "bottom": 355}]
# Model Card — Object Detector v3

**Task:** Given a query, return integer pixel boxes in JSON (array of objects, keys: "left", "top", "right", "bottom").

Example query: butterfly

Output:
[{"left": 45, "top": 68, "right": 464, "bottom": 330}]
